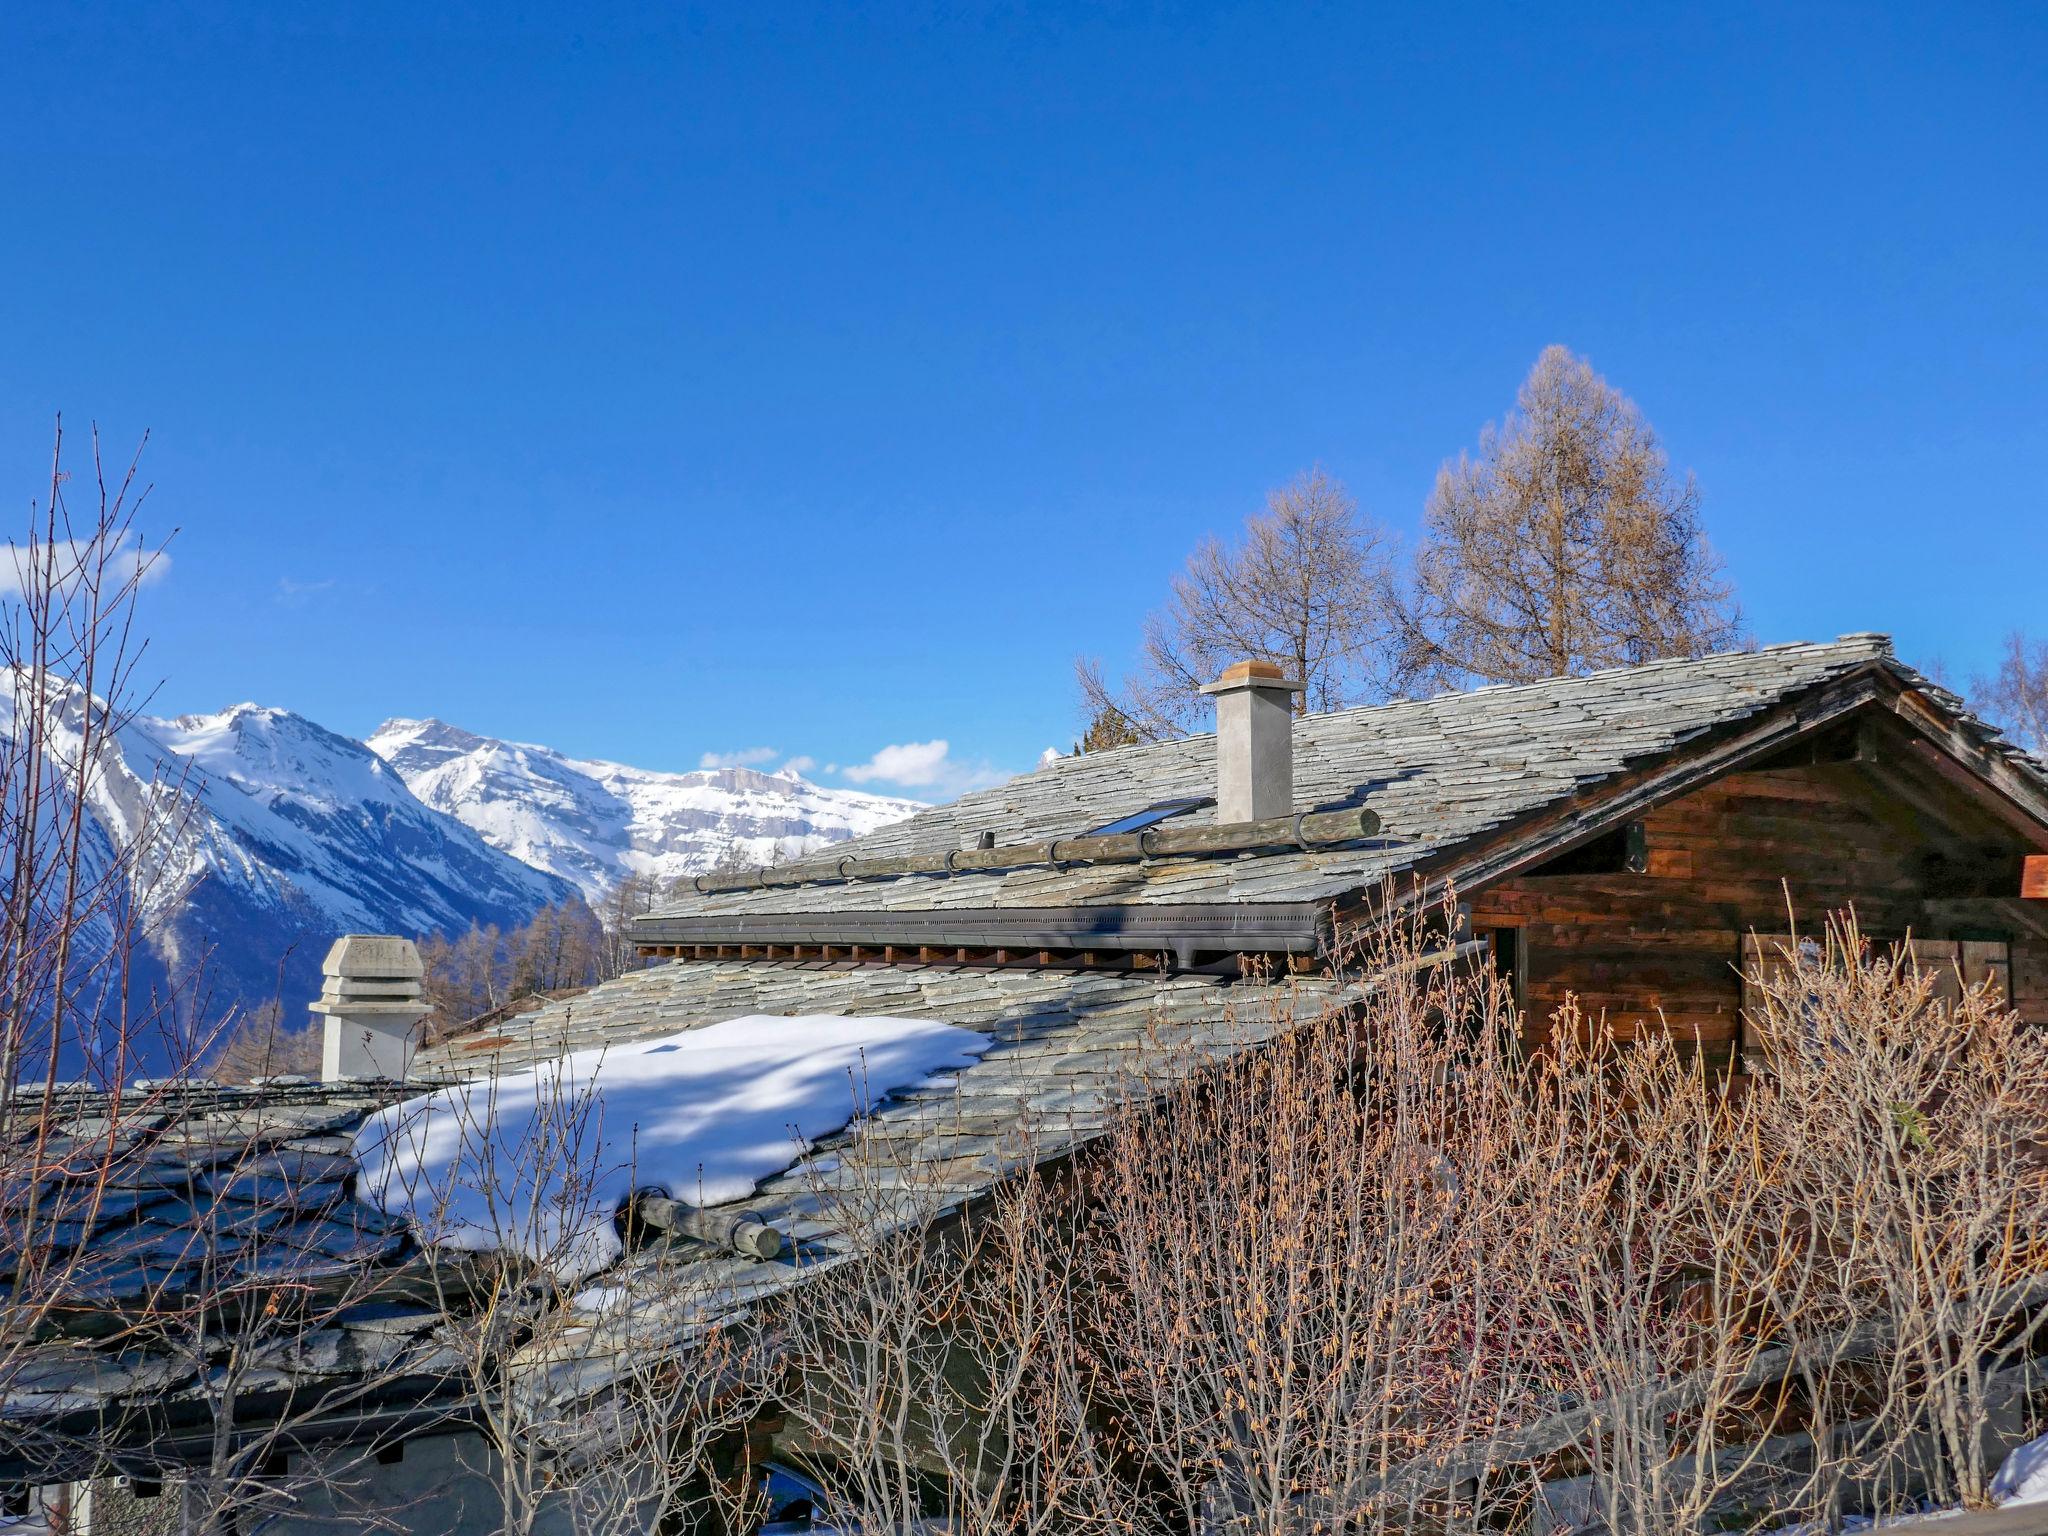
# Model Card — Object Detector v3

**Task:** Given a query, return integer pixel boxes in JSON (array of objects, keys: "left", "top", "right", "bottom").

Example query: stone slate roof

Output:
[
  {"left": 0, "top": 1079, "right": 467, "bottom": 1477},
  {"left": 420, "top": 963, "right": 1348, "bottom": 1391},
  {"left": 644, "top": 636, "right": 2011, "bottom": 925},
  {"left": 4, "top": 969, "right": 1347, "bottom": 1464},
  {"left": 430, "top": 960, "right": 1341, "bottom": 1253}
]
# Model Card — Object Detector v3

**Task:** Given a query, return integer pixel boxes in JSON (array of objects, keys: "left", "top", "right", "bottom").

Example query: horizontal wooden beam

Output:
[{"left": 631, "top": 901, "right": 1326, "bottom": 956}]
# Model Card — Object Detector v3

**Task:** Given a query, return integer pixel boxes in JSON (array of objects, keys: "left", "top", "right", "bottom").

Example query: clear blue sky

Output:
[{"left": 3, "top": 3, "right": 2043, "bottom": 797}]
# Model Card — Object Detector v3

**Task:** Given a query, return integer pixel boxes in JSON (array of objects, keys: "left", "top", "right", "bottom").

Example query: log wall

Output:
[{"left": 1466, "top": 765, "right": 2048, "bottom": 1057}]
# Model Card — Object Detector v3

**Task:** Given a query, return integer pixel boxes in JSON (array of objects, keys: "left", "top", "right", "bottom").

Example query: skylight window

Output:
[{"left": 1083, "top": 797, "right": 1212, "bottom": 838}]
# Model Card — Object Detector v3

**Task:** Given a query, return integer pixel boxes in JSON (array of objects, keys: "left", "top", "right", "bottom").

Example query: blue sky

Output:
[{"left": 2, "top": 3, "right": 2042, "bottom": 798}]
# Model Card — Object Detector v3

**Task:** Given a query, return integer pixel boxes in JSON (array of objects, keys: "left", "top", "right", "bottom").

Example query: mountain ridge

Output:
[
  {"left": 3, "top": 685, "right": 582, "bottom": 1076},
  {"left": 366, "top": 716, "right": 923, "bottom": 904}
]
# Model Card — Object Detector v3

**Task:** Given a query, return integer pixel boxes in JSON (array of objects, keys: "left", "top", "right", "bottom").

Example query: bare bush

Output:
[
  {"left": 1744, "top": 917, "right": 2048, "bottom": 1514},
  {"left": 371, "top": 1042, "right": 778, "bottom": 1536},
  {"left": 765, "top": 904, "right": 2048, "bottom": 1535}
]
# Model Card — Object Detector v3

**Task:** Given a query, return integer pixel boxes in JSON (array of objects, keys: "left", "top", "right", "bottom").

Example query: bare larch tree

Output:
[
  {"left": 1398, "top": 345, "right": 1742, "bottom": 690},
  {"left": 1077, "top": 467, "right": 1403, "bottom": 743},
  {"left": 1971, "top": 630, "right": 2048, "bottom": 758}
]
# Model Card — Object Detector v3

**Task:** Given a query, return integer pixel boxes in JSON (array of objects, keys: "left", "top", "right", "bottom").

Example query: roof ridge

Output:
[{"left": 642, "top": 635, "right": 1987, "bottom": 922}]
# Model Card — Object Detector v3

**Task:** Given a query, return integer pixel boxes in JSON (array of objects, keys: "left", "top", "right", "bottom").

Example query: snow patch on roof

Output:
[{"left": 350, "top": 1014, "right": 990, "bottom": 1280}]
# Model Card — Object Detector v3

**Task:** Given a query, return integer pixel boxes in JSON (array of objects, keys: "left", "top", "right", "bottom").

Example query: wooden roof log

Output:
[
  {"left": 687, "top": 805, "right": 1384, "bottom": 896},
  {"left": 633, "top": 1194, "right": 783, "bottom": 1261}
]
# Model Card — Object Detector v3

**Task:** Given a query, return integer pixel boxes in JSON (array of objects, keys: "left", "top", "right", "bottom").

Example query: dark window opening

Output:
[
  {"left": 1082, "top": 797, "right": 1212, "bottom": 838},
  {"left": 1476, "top": 927, "right": 1525, "bottom": 1021},
  {"left": 1529, "top": 820, "right": 1647, "bottom": 877}
]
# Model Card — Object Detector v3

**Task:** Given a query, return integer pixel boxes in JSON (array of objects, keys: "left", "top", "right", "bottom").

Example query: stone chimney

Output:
[
  {"left": 310, "top": 934, "right": 430, "bottom": 1082},
  {"left": 1199, "top": 661, "right": 1303, "bottom": 823}
]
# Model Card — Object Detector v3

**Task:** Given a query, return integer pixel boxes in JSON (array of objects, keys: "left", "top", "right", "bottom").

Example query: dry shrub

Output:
[
  {"left": 1077, "top": 917, "right": 1536, "bottom": 1535},
  {"left": 773, "top": 905, "right": 2048, "bottom": 1536},
  {"left": 1743, "top": 916, "right": 2048, "bottom": 1514}
]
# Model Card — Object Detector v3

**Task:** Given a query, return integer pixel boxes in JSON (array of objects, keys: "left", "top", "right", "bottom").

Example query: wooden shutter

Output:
[
  {"left": 1899, "top": 939, "right": 2009, "bottom": 1005},
  {"left": 1960, "top": 941, "right": 2012, "bottom": 1003},
  {"left": 1902, "top": 940, "right": 1965, "bottom": 1006}
]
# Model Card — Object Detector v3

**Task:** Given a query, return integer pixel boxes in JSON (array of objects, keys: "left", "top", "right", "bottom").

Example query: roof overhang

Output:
[{"left": 630, "top": 901, "right": 1327, "bottom": 957}]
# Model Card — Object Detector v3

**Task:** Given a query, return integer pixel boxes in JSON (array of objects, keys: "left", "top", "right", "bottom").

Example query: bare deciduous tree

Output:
[
  {"left": 1971, "top": 631, "right": 2048, "bottom": 758},
  {"left": 203, "top": 998, "right": 323, "bottom": 1083},
  {"left": 1398, "top": 345, "right": 1742, "bottom": 689},
  {"left": 597, "top": 872, "right": 658, "bottom": 981},
  {"left": 1077, "top": 468, "right": 1404, "bottom": 743}
]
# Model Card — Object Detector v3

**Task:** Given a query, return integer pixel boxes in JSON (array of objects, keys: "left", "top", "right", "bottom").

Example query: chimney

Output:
[
  {"left": 1200, "top": 661, "right": 1303, "bottom": 823},
  {"left": 310, "top": 934, "right": 430, "bottom": 1082}
]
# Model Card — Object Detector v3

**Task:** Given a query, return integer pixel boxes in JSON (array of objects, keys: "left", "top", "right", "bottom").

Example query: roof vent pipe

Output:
[{"left": 1200, "top": 661, "right": 1304, "bottom": 824}]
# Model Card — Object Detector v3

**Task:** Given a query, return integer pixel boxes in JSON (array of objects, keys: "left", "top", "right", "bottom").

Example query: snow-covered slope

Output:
[
  {"left": 366, "top": 718, "right": 922, "bottom": 903},
  {"left": 6, "top": 686, "right": 579, "bottom": 1044}
]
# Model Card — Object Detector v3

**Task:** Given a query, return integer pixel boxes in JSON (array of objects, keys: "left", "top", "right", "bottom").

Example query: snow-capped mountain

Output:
[
  {"left": 6, "top": 685, "right": 578, "bottom": 1056},
  {"left": 366, "top": 718, "right": 923, "bottom": 903}
]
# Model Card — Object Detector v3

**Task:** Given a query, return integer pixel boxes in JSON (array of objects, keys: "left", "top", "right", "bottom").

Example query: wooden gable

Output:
[{"left": 1465, "top": 706, "right": 2048, "bottom": 1060}]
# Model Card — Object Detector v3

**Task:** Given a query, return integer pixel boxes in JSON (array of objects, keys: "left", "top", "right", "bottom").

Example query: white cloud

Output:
[
  {"left": 0, "top": 535, "right": 169, "bottom": 600},
  {"left": 842, "top": 739, "right": 950, "bottom": 786},
  {"left": 780, "top": 755, "right": 817, "bottom": 777},
  {"left": 1038, "top": 746, "right": 1063, "bottom": 767},
  {"left": 274, "top": 576, "right": 335, "bottom": 606},
  {"left": 699, "top": 746, "right": 780, "bottom": 770},
  {"left": 841, "top": 739, "right": 1014, "bottom": 798}
]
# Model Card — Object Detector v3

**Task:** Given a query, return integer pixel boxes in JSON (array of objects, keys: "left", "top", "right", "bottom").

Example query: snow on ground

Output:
[
  {"left": 351, "top": 1015, "right": 990, "bottom": 1280},
  {"left": 1756, "top": 1432, "right": 2048, "bottom": 1531},
  {"left": 1994, "top": 1431, "right": 2048, "bottom": 1506}
]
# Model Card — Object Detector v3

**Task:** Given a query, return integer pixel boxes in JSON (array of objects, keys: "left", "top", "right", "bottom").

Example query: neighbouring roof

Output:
[
  {"left": 4, "top": 968, "right": 1348, "bottom": 1467},
  {"left": 640, "top": 636, "right": 2046, "bottom": 935},
  {"left": 0, "top": 1079, "right": 465, "bottom": 1478}
]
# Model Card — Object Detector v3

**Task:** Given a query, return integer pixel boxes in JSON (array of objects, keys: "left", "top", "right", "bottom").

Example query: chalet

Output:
[{"left": 6, "top": 634, "right": 2047, "bottom": 1533}]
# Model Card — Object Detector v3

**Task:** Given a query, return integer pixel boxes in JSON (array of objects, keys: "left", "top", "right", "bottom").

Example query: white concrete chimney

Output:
[
  {"left": 1200, "top": 661, "right": 1303, "bottom": 824},
  {"left": 310, "top": 934, "right": 430, "bottom": 1081}
]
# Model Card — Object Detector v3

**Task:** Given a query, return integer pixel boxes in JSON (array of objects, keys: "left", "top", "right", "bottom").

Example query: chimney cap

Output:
[
  {"left": 319, "top": 933, "right": 425, "bottom": 981},
  {"left": 1200, "top": 660, "right": 1304, "bottom": 696}
]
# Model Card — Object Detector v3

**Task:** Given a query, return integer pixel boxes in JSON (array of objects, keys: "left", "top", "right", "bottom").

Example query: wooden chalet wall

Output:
[{"left": 1465, "top": 745, "right": 2048, "bottom": 1061}]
